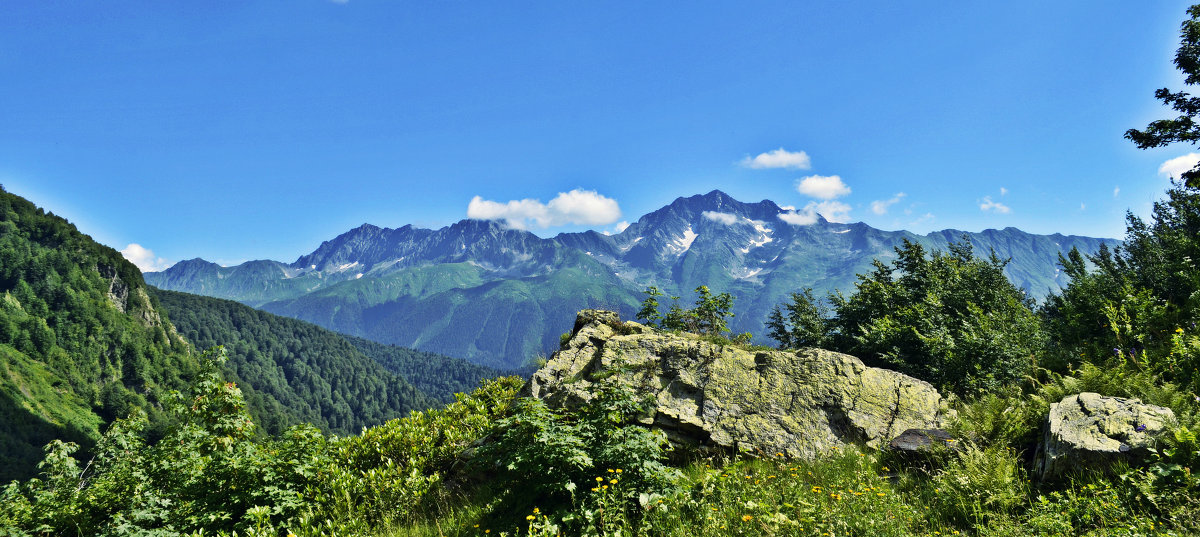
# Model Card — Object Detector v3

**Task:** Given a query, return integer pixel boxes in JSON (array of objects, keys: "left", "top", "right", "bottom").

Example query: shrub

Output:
[{"left": 474, "top": 379, "right": 678, "bottom": 532}]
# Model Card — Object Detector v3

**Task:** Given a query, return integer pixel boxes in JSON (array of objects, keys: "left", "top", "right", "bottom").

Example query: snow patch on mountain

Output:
[
  {"left": 618, "top": 236, "right": 644, "bottom": 253},
  {"left": 667, "top": 227, "right": 698, "bottom": 255},
  {"left": 740, "top": 221, "right": 775, "bottom": 253},
  {"left": 732, "top": 267, "right": 764, "bottom": 280}
]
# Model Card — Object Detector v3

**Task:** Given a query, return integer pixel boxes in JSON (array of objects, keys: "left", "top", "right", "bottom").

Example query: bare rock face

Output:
[
  {"left": 98, "top": 263, "right": 129, "bottom": 313},
  {"left": 1037, "top": 392, "right": 1175, "bottom": 480},
  {"left": 524, "top": 310, "right": 950, "bottom": 458}
]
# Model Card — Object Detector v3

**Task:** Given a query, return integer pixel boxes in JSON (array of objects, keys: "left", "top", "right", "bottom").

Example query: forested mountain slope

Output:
[
  {"left": 342, "top": 334, "right": 503, "bottom": 404},
  {"left": 0, "top": 187, "right": 480, "bottom": 480},
  {"left": 151, "top": 289, "right": 439, "bottom": 434},
  {"left": 0, "top": 186, "right": 196, "bottom": 481}
]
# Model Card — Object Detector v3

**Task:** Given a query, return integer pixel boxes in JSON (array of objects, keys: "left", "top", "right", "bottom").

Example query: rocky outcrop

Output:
[
  {"left": 99, "top": 263, "right": 129, "bottom": 313},
  {"left": 1037, "top": 392, "right": 1175, "bottom": 480},
  {"left": 524, "top": 310, "right": 949, "bottom": 458}
]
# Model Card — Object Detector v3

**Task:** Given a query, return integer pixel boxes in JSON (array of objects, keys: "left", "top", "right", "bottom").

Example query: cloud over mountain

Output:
[
  {"left": 796, "top": 175, "right": 851, "bottom": 200},
  {"left": 702, "top": 211, "right": 739, "bottom": 225},
  {"left": 740, "top": 148, "right": 812, "bottom": 170},
  {"left": 979, "top": 196, "right": 1011, "bottom": 214},
  {"left": 120, "top": 243, "right": 174, "bottom": 272},
  {"left": 467, "top": 189, "right": 621, "bottom": 230},
  {"left": 870, "top": 193, "right": 906, "bottom": 215}
]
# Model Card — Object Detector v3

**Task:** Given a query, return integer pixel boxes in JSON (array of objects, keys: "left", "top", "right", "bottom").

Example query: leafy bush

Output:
[
  {"left": 928, "top": 443, "right": 1029, "bottom": 529},
  {"left": 824, "top": 239, "right": 1046, "bottom": 395},
  {"left": 474, "top": 379, "right": 679, "bottom": 532},
  {"left": 765, "top": 288, "right": 830, "bottom": 349},
  {"left": 637, "top": 285, "right": 736, "bottom": 336},
  {"left": 949, "top": 387, "right": 1044, "bottom": 448},
  {"left": 0, "top": 347, "right": 524, "bottom": 536}
]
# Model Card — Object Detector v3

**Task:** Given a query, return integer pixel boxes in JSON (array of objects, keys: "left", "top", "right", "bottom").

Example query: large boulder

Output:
[
  {"left": 523, "top": 310, "right": 949, "bottom": 458},
  {"left": 1037, "top": 392, "right": 1175, "bottom": 480}
]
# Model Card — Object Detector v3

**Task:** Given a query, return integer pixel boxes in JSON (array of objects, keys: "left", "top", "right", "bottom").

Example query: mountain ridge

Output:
[{"left": 146, "top": 190, "right": 1120, "bottom": 369}]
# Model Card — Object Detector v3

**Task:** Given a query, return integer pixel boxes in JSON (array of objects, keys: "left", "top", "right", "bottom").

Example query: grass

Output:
[{"left": 380, "top": 445, "right": 1198, "bottom": 536}]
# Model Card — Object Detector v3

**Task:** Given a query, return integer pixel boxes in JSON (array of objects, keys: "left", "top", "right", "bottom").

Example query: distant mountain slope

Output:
[
  {"left": 146, "top": 190, "right": 1120, "bottom": 370},
  {"left": 0, "top": 186, "right": 197, "bottom": 481},
  {"left": 151, "top": 289, "right": 438, "bottom": 434},
  {"left": 342, "top": 335, "right": 503, "bottom": 405}
]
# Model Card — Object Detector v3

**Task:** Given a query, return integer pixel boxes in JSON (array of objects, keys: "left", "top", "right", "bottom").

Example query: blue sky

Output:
[{"left": 2, "top": 1, "right": 1197, "bottom": 270}]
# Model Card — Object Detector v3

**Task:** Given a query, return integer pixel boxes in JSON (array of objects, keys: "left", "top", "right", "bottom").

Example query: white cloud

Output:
[
  {"left": 999, "top": 187, "right": 1008, "bottom": 196},
  {"left": 779, "top": 204, "right": 795, "bottom": 211},
  {"left": 808, "top": 200, "right": 852, "bottom": 223},
  {"left": 909, "top": 213, "right": 935, "bottom": 227},
  {"left": 467, "top": 189, "right": 621, "bottom": 230},
  {"left": 796, "top": 175, "right": 851, "bottom": 199},
  {"left": 1113, "top": 186, "right": 1120, "bottom": 198},
  {"left": 702, "top": 211, "right": 739, "bottom": 225},
  {"left": 979, "top": 196, "right": 1011, "bottom": 214},
  {"left": 778, "top": 209, "right": 819, "bottom": 226},
  {"left": 615, "top": 221, "right": 630, "bottom": 232},
  {"left": 740, "top": 148, "right": 811, "bottom": 170},
  {"left": 870, "top": 192, "right": 906, "bottom": 215},
  {"left": 1159, "top": 152, "right": 1200, "bottom": 179},
  {"left": 777, "top": 201, "right": 852, "bottom": 226},
  {"left": 121, "top": 244, "right": 174, "bottom": 272}
]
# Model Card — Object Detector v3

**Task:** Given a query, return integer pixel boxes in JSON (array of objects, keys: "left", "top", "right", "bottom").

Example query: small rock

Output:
[
  {"left": 888, "top": 428, "right": 956, "bottom": 453},
  {"left": 1036, "top": 392, "right": 1174, "bottom": 480}
]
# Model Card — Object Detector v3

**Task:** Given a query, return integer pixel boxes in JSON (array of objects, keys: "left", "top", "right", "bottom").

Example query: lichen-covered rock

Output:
[
  {"left": 1037, "top": 392, "right": 1175, "bottom": 480},
  {"left": 523, "top": 310, "right": 949, "bottom": 458}
]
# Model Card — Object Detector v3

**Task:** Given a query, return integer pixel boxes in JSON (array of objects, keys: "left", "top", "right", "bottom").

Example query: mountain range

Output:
[{"left": 146, "top": 190, "right": 1120, "bottom": 370}]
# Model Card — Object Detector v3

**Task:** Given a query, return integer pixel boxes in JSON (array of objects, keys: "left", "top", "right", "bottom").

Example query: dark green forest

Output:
[
  {"left": 341, "top": 334, "right": 502, "bottom": 405},
  {"left": 151, "top": 289, "right": 436, "bottom": 435}
]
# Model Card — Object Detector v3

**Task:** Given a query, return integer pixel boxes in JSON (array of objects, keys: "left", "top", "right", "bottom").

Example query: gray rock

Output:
[
  {"left": 523, "top": 310, "right": 949, "bottom": 458},
  {"left": 888, "top": 428, "right": 956, "bottom": 454},
  {"left": 1037, "top": 392, "right": 1174, "bottom": 480}
]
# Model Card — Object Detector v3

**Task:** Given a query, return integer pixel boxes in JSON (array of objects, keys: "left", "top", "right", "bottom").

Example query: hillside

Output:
[
  {"left": 147, "top": 190, "right": 1119, "bottom": 370},
  {"left": 343, "top": 334, "right": 503, "bottom": 405},
  {"left": 151, "top": 289, "right": 440, "bottom": 434},
  {"left": 0, "top": 187, "right": 470, "bottom": 480},
  {"left": 0, "top": 186, "right": 196, "bottom": 481}
]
